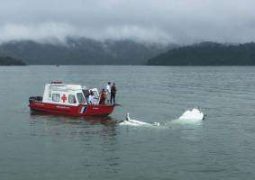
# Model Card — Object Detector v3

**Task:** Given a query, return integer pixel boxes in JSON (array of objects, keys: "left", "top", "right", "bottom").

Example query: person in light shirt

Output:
[
  {"left": 88, "top": 91, "right": 97, "bottom": 104},
  {"left": 106, "top": 82, "right": 111, "bottom": 103}
]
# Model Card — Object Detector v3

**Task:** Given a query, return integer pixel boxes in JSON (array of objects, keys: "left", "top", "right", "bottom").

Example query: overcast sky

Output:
[{"left": 0, "top": 0, "right": 254, "bottom": 44}]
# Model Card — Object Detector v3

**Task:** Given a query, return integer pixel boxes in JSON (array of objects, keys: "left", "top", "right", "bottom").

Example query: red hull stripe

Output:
[{"left": 29, "top": 101, "right": 114, "bottom": 117}]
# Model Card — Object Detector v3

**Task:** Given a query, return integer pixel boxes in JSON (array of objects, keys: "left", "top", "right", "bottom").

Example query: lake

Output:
[{"left": 0, "top": 65, "right": 255, "bottom": 180}]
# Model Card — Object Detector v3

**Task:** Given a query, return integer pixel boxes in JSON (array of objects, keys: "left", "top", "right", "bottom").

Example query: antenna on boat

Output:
[{"left": 126, "top": 112, "right": 130, "bottom": 121}]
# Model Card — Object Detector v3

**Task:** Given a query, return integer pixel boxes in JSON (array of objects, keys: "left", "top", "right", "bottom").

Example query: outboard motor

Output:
[{"left": 29, "top": 96, "right": 42, "bottom": 104}]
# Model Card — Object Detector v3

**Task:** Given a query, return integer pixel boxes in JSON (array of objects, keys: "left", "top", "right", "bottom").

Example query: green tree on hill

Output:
[{"left": 0, "top": 56, "right": 26, "bottom": 65}]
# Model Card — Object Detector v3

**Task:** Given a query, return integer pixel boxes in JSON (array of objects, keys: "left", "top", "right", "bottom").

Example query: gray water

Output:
[{"left": 0, "top": 65, "right": 255, "bottom": 180}]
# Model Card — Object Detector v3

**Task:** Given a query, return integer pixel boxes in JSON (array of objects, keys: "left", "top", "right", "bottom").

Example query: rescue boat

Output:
[{"left": 29, "top": 81, "right": 115, "bottom": 117}]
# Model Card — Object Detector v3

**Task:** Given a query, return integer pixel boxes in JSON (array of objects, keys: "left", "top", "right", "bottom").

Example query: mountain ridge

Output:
[
  {"left": 147, "top": 42, "right": 255, "bottom": 65},
  {"left": 0, "top": 56, "right": 25, "bottom": 65},
  {"left": 0, "top": 38, "right": 173, "bottom": 65}
]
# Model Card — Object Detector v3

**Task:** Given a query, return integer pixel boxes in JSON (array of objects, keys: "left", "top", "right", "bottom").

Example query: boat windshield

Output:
[{"left": 83, "top": 89, "right": 89, "bottom": 98}]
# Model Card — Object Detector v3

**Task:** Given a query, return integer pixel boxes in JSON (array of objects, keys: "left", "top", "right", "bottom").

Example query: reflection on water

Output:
[
  {"left": 27, "top": 110, "right": 122, "bottom": 178},
  {"left": 30, "top": 111, "right": 118, "bottom": 125},
  {"left": 29, "top": 114, "right": 119, "bottom": 141}
]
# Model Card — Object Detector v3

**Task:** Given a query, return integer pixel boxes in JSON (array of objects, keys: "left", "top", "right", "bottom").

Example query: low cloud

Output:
[
  {"left": 0, "top": 23, "right": 173, "bottom": 44},
  {"left": 0, "top": 0, "right": 255, "bottom": 44},
  {"left": 0, "top": 23, "right": 76, "bottom": 43}
]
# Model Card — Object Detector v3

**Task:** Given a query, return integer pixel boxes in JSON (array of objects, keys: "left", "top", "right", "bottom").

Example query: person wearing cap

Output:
[{"left": 88, "top": 91, "right": 97, "bottom": 104}]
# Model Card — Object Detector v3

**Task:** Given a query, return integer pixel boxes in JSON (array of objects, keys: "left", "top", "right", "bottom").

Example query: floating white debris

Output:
[{"left": 120, "top": 113, "right": 160, "bottom": 127}]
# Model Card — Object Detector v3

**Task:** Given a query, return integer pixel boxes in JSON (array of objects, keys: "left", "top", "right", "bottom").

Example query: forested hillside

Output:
[
  {"left": 0, "top": 38, "right": 171, "bottom": 65},
  {"left": 148, "top": 42, "right": 255, "bottom": 65}
]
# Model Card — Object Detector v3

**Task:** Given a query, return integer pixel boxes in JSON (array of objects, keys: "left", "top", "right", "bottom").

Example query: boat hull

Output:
[{"left": 29, "top": 100, "right": 115, "bottom": 117}]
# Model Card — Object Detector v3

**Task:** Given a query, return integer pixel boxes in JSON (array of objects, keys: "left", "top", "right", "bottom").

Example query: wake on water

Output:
[{"left": 119, "top": 108, "right": 205, "bottom": 127}]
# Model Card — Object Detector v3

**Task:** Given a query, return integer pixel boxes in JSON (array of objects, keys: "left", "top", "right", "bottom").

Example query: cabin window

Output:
[
  {"left": 48, "top": 90, "right": 51, "bottom": 98},
  {"left": 52, "top": 93, "right": 60, "bottom": 102},
  {"left": 68, "top": 94, "right": 77, "bottom": 104},
  {"left": 77, "top": 93, "right": 85, "bottom": 104}
]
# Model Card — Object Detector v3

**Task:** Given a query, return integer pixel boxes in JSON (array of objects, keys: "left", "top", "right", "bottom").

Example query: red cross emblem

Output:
[{"left": 61, "top": 94, "right": 67, "bottom": 103}]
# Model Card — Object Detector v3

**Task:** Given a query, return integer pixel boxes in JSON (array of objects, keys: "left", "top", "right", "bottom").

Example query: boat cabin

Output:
[{"left": 42, "top": 82, "right": 99, "bottom": 106}]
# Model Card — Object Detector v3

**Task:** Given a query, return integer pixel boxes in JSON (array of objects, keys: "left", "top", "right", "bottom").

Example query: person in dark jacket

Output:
[{"left": 110, "top": 83, "right": 117, "bottom": 104}]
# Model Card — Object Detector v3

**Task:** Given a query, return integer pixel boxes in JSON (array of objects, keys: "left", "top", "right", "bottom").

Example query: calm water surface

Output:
[{"left": 0, "top": 66, "right": 255, "bottom": 180}]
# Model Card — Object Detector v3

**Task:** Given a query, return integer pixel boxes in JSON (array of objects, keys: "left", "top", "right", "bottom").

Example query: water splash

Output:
[{"left": 171, "top": 108, "right": 205, "bottom": 125}]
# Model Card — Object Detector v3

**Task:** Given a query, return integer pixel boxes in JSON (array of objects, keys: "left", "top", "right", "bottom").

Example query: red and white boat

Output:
[{"left": 29, "top": 81, "right": 115, "bottom": 117}]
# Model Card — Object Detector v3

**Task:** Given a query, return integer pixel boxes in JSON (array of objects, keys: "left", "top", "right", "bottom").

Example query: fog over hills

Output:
[
  {"left": 0, "top": 38, "right": 173, "bottom": 65},
  {"left": 1, "top": 0, "right": 255, "bottom": 65}
]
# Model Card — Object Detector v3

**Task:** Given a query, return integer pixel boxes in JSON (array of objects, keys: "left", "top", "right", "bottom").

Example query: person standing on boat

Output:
[
  {"left": 110, "top": 83, "right": 117, "bottom": 104},
  {"left": 88, "top": 91, "right": 96, "bottom": 104},
  {"left": 106, "top": 82, "right": 111, "bottom": 103},
  {"left": 99, "top": 89, "right": 107, "bottom": 105}
]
